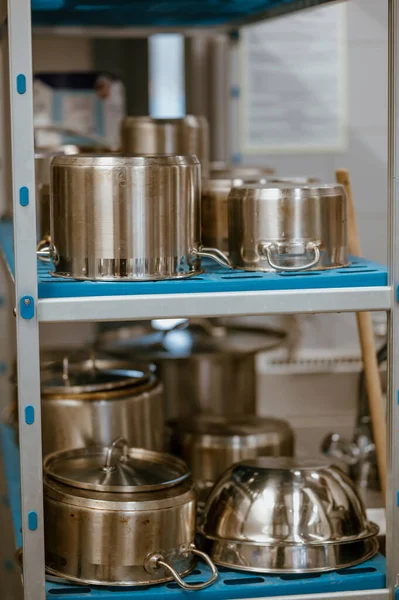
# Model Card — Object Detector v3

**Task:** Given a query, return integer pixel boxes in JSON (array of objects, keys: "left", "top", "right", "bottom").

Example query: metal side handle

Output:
[
  {"left": 36, "top": 237, "right": 59, "bottom": 265},
  {"left": 260, "top": 240, "right": 321, "bottom": 272},
  {"left": 145, "top": 544, "right": 218, "bottom": 591},
  {"left": 191, "top": 246, "right": 232, "bottom": 269}
]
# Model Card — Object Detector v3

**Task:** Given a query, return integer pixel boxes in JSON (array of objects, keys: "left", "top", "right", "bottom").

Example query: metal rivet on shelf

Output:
[{"left": 20, "top": 296, "right": 34, "bottom": 320}]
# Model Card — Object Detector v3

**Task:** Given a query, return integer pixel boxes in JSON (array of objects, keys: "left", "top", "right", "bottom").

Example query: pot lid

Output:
[
  {"left": 41, "top": 352, "right": 152, "bottom": 395},
  {"left": 44, "top": 437, "right": 190, "bottom": 493},
  {"left": 98, "top": 318, "right": 287, "bottom": 359}
]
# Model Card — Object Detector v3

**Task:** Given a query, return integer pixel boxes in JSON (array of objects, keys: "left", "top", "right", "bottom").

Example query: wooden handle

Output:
[{"left": 336, "top": 169, "right": 386, "bottom": 495}]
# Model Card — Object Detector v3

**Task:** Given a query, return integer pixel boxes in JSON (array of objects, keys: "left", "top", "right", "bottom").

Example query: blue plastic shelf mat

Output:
[
  {"left": 0, "top": 424, "right": 386, "bottom": 600},
  {"left": 0, "top": 220, "right": 388, "bottom": 300},
  {"left": 31, "top": 0, "right": 335, "bottom": 27}
]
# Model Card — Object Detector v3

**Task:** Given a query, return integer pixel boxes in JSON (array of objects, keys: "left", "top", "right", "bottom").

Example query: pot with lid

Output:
[
  {"left": 170, "top": 415, "right": 294, "bottom": 508},
  {"left": 43, "top": 437, "right": 218, "bottom": 587},
  {"left": 200, "top": 457, "right": 379, "bottom": 573},
  {"left": 121, "top": 115, "right": 210, "bottom": 180},
  {"left": 38, "top": 154, "right": 230, "bottom": 280},
  {"left": 228, "top": 184, "right": 348, "bottom": 272},
  {"left": 39, "top": 352, "right": 165, "bottom": 455},
  {"left": 97, "top": 318, "right": 286, "bottom": 419}
]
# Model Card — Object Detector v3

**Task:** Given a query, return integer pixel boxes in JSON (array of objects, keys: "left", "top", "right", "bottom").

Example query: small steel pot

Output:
[
  {"left": 121, "top": 115, "right": 210, "bottom": 179},
  {"left": 170, "top": 415, "right": 294, "bottom": 508},
  {"left": 43, "top": 438, "right": 218, "bottom": 588},
  {"left": 228, "top": 184, "right": 348, "bottom": 272},
  {"left": 39, "top": 352, "right": 165, "bottom": 455},
  {"left": 200, "top": 457, "right": 379, "bottom": 573},
  {"left": 38, "top": 154, "right": 229, "bottom": 280},
  {"left": 97, "top": 318, "right": 286, "bottom": 420}
]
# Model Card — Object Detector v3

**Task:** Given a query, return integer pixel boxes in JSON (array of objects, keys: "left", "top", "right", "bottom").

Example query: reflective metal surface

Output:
[
  {"left": 228, "top": 185, "right": 348, "bottom": 272},
  {"left": 49, "top": 154, "right": 203, "bottom": 281},
  {"left": 121, "top": 115, "right": 210, "bottom": 179},
  {"left": 43, "top": 442, "right": 217, "bottom": 588},
  {"left": 40, "top": 352, "right": 165, "bottom": 455},
  {"left": 170, "top": 415, "right": 294, "bottom": 506},
  {"left": 97, "top": 318, "right": 285, "bottom": 419},
  {"left": 200, "top": 458, "right": 379, "bottom": 573},
  {"left": 171, "top": 416, "right": 294, "bottom": 475},
  {"left": 209, "top": 164, "right": 276, "bottom": 179}
]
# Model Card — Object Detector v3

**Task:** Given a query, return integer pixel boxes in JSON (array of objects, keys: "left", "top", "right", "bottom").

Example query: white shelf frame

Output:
[{"left": 0, "top": 1, "right": 398, "bottom": 599}]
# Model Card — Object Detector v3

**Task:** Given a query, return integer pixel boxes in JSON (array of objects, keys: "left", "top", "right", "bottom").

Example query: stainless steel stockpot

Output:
[
  {"left": 40, "top": 154, "right": 229, "bottom": 280},
  {"left": 170, "top": 415, "right": 294, "bottom": 507},
  {"left": 121, "top": 115, "right": 210, "bottom": 179},
  {"left": 39, "top": 352, "right": 165, "bottom": 455},
  {"left": 200, "top": 458, "right": 379, "bottom": 573},
  {"left": 228, "top": 184, "right": 348, "bottom": 272},
  {"left": 97, "top": 318, "right": 286, "bottom": 419},
  {"left": 43, "top": 438, "right": 218, "bottom": 588}
]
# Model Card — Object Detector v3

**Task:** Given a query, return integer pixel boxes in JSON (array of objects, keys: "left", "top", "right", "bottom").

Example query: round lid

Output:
[
  {"left": 173, "top": 415, "right": 292, "bottom": 439},
  {"left": 41, "top": 352, "right": 152, "bottom": 395},
  {"left": 98, "top": 318, "right": 286, "bottom": 359},
  {"left": 229, "top": 184, "right": 345, "bottom": 200},
  {"left": 44, "top": 437, "right": 190, "bottom": 493}
]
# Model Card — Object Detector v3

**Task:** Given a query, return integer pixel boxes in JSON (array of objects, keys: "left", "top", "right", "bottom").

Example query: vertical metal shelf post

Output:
[
  {"left": 387, "top": 0, "right": 399, "bottom": 595},
  {"left": 7, "top": 0, "right": 45, "bottom": 598}
]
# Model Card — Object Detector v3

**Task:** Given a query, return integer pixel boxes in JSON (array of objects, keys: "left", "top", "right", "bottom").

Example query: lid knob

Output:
[{"left": 102, "top": 437, "right": 129, "bottom": 472}]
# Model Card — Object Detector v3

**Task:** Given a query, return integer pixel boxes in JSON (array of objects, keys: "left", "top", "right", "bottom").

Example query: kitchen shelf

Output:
[
  {"left": 29, "top": 0, "right": 337, "bottom": 29},
  {"left": 0, "top": 220, "right": 390, "bottom": 321},
  {"left": 0, "top": 423, "right": 388, "bottom": 600}
]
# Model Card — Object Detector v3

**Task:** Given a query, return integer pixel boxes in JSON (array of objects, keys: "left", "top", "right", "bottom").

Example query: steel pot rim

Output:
[
  {"left": 199, "top": 522, "right": 380, "bottom": 547},
  {"left": 51, "top": 154, "right": 200, "bottom": 168}
]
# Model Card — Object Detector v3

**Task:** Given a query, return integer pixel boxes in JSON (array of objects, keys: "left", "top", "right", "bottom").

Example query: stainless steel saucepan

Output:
[
  {"left": 121, "top": 115, "right": 210, "bottom": 179},
  {"left": 38, "top": 154, "right": 230, "bottom": 280},
  {"left": 43, "top": 437, "right": 218, "bottom": 588},
  {"left": 228, "top": 184, "right": 348, "bottom": 272},
  {"left": 169, "top": 415, "right": 294, "bottom": 508}
]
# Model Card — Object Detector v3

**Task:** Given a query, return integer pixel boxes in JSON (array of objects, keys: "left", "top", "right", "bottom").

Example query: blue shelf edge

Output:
[
  {"left": 30, "top": 0, "right": 336, "bottom": 28},
  {"left": 0, "top": 423, "right": 386, "bottom": 600},
  {"left": 0, "top": 220, "right": 388, "bottom": 300}
]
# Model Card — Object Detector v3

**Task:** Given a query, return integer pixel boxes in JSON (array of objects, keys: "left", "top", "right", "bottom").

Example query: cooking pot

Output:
[
  {"left": 200, "top": 457, "right": 379, "bottom": 573},
  {"left": 170, "top": 415, "right": 294, "bottom": 507},
  {"left": 210, "top": 163, "right": 276, "bottom": 179},
  {"left": 228, "top": 184, "right": 348, "bottom": 272},
  {"left": 121, "top": 115, "right": 210, "bottom": 179},
  {"left": 39, "top": 352, "right": 165, "bottom": 455},
  {"left": 38, "top": 154, "right": 229, "bottom": 280},
  {"left": 43, "top": 437, "right": 218, "bottom": 588},
  {"left": 97, "top": 318, "right": 286, "bottom": 419}
]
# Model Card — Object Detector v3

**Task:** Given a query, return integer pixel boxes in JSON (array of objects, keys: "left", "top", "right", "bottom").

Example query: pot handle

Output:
[
  {"left": 37, "top": 237, "right": 60, "bottom": 265},
  {"left": 259, "top": 240, "right": 321, "bottom": 272},
  {"left": 146, "top": 544, "right": 218, "bottom": 591},
  {"left": 190, "top": 246, "right": 232, "bottom": 269}
]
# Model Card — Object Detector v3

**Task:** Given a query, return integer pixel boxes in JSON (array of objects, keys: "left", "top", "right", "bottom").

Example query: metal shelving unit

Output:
[{"left": 0, "top": 1, "right": 397, "bottom": 600}]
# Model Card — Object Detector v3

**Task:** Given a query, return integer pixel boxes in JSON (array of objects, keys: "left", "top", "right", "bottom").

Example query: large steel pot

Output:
[
  {"left": 228, "top": 184, "right": 348, "bottom": 272},
  {"left": 39, "top": 352, "right": 165, "bottom": 455},
  {"left": 200, "top": 457, "right": 379, "bottom": 573},
  {"left": 170, "top": 415, "right": 294, "bottom": 508},
  {"left": 43, "top": 438, "right": 218, "bottom": 588},
  {"left": 97, "top": 318, "right": 286, "bottom": 420},
  {"left": 38, "top": 154, "right": 229, "bottom": 280},
  {"left": 121, "top": 115, "right": 210, "bottom": 179}
]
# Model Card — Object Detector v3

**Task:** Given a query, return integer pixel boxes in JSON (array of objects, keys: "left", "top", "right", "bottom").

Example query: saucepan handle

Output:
[
  {"left": 191, "top": 246, "right": 232, "bottom": 269},
  {"left": 259, "top": 240, "right": 321, "bottom": 272},
  {"left": 36, "top": 237, "right": 59, "bottom": 265},
  {"left": 145, "top": 544, "right": 218, "bottom": 591}
]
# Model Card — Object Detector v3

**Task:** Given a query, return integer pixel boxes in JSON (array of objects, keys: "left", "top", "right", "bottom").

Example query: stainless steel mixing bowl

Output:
[{"left": 200, "top": 457, "right": 379, "bottom": 573}]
